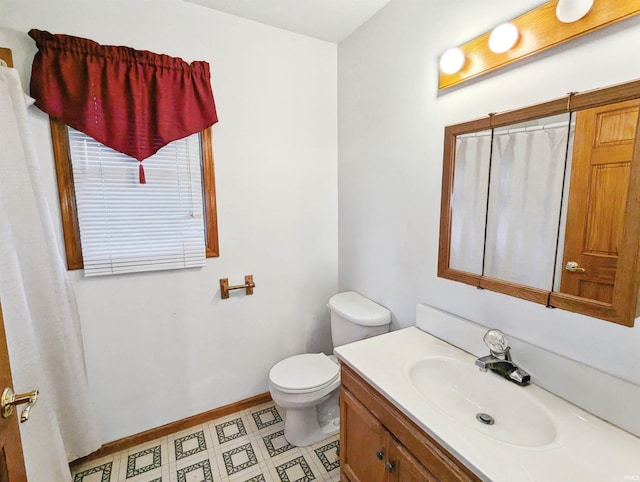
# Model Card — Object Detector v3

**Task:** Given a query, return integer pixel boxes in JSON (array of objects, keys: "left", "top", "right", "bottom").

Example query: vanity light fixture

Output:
[
  {"left": 438, "top": 0, "right": 639, "bottom": 90},
  {"left": 439, "top": 48, "right": 465, "bottom": 74},
  {"left": 556, "top": 0, "right": 595, "bottom": 23},
  {"left": 488, "top": 23, "right": 520, "bottom": 53}
]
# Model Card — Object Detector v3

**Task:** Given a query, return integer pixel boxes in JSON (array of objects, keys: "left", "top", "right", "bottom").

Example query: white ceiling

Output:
[{"left": 182, "top": 0, "right": 392, "bottom": 43}]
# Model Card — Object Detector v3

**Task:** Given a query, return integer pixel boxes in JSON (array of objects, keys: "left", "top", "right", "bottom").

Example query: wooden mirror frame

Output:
[{"left": 438, "top": 78, "right": 640, "bottom": 327}]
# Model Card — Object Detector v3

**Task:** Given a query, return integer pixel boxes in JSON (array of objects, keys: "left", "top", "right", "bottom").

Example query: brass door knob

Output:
[
  {"left": 1, "top": 387, "right": 39, "bottom": 423},
  {"left": 565, "top": 261, "right": 586, "bottom": 273}
]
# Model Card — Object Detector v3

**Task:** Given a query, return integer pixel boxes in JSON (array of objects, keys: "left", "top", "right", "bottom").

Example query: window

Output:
[{"left": 50, "top": 118, "right": 219, "bottom": 275}]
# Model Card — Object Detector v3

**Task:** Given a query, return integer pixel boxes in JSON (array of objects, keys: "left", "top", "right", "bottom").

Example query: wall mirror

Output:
[{"left": 438, "top": 79, "right": 640, "bottom": 326}]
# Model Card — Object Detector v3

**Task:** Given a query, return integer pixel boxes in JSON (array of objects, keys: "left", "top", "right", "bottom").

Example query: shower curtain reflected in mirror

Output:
[
  {"left": 484, "top": 116, "right": 572, "bottom": 290},
  {"left": 449, "top": 132, "right": 491, "bottom": 274}
]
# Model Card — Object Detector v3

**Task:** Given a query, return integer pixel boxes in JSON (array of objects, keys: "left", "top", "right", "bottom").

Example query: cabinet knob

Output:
[
  {"left": 385, "top": 461, "right": 395, "bottom": 472},
  {"left": 376, "top": 450, "right": 384, "bottom": 460}
]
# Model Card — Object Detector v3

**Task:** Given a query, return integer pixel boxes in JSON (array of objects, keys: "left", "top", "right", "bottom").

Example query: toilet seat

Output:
[{"left": 269, "top": 353, "right": 339, "bottom": 394}]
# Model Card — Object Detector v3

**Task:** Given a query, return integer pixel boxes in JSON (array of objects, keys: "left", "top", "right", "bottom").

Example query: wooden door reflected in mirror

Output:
[{"left": 557, "top": 99, "right": 640, "bottom": 304}]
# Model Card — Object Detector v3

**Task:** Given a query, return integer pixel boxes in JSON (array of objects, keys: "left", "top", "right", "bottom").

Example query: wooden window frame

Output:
[{"left": 49, "top": 118, "right": 219, "bottom": 270}]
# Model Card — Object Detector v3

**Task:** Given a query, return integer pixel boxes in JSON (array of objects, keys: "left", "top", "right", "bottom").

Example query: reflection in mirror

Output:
[
  {"left": 439, "top": 78, "right": 640, "bottom": 325},
  {"left": 483, "top": 113, "right": 573, "bottom": 290},
  {"left": 552, "top": 112, "right": 575, "bottom": 291},
  {"left": 553, "top": 99, "right": 640, "bottom": 302},
  {"left": 449, "top": 130, "right": 491, "bottom": 274}
]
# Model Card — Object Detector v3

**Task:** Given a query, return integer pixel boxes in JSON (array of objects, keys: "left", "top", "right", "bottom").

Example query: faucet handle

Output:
[{"left": 483, "top": 329, "right": 509, "bottom": 355}]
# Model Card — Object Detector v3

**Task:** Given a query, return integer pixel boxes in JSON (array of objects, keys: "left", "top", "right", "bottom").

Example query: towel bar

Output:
[{"left": 220, "top": 275, "right": 255, "bottom": 299}]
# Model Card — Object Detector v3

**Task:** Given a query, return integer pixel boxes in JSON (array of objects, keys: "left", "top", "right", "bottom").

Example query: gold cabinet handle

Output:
[
  {"left": 565, "top": 261, "right": 586, "bottom": 273},
  {"left": 1, "top": 387, "right": 39, "bottom": 423}
]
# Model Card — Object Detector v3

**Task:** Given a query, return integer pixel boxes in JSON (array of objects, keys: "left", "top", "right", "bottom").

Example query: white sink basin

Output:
[
  {"left": 337, "top": 326, "right": 640, "bottom": 481},
  {"left": 407, "top": 356, "right": 557, "bottom": 448}
]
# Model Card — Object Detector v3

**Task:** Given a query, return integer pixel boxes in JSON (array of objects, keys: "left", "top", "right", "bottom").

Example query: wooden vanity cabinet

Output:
[{"left": 340, "top": 364, "right": 481, "bottom": 482}]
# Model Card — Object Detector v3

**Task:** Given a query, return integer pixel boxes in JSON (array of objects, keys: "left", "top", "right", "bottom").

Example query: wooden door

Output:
[
  {"left": 560, "top": 99, "right": 640, "bottom": 302},
  {"left": 0, "top": 303, "right": 27, "bottom": 482},
  {"left": 386, "top": 439, "right": 436, "bottom": 482},
  {"left": 340, "top": 388, "right": 386, "bottom": 482}
]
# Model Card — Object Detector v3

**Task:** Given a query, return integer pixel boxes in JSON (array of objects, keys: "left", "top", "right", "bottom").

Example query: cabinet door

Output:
[
  {"left": 386, "top": 439, "right": 437, "bottom": 482},
  {"left": 340, "top": 388, "right": 386, "bottom": 482}
]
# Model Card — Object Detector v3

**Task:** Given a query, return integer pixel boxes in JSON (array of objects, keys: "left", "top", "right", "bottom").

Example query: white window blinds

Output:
[{"left": 68, "top": 128, "right": 206, "bottom": 277}]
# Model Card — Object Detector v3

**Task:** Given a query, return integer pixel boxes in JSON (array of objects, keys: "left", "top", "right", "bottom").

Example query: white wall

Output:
[
  {"left": 4, "top": 0, "right": 640, "bottom": 449},
  {"left": 1, "top": 0, "right": 338, "bottom": 443},
  {"left": 338, "top": 0, "right": 640, "bottom": 385}
]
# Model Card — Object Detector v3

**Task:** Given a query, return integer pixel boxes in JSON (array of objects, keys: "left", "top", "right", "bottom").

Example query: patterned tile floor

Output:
[{"left": 71, "top": 402, "right": 340, "bottom": 482}]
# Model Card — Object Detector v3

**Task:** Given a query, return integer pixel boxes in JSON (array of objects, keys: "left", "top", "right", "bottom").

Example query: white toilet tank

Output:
[{"left": 328, "top": 291, "right": 391, "bottom": 348}]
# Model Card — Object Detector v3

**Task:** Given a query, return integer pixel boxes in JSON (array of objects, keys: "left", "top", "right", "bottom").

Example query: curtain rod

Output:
[{"left": 458, "top": 120, "right": 574, "bottom": 139}]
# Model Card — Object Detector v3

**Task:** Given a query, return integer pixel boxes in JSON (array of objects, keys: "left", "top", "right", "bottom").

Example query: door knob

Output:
[
  {"left": 565, "top": 261, "right": 586, "bottom": 273},
  {"left": 385, "top": 461, "right": 395, "bottom": 472},
  {"left": 376, "top": 450, "right": 384, "bottom": 460},
  {"left": 1, "top": 387, "right": 39, "bottom": 423}
]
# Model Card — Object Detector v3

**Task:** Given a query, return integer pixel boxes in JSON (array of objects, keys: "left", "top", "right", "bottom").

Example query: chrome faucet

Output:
[{"left": 475, "top": 329, "right": 530, "bottom": 386}]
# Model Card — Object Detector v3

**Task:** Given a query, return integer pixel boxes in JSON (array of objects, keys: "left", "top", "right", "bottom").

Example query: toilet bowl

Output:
[
  {"left": 269, "top": 353, "right": 340, "bottom": 446},
  {"left": 268, "top": 291, "right": 391, "bottom": 447}
]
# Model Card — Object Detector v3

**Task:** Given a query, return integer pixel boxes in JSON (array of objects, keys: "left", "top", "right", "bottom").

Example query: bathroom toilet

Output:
[{"left": 268, "top": 291, "right": 391, "bottom": 446}]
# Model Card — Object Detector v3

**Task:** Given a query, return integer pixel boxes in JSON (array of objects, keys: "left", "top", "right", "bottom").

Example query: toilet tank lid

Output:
[{"left": 328, "top": 291, "right": 391, "bottom": 326}]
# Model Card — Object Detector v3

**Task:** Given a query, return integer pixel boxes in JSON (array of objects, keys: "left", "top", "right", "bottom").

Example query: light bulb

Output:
[
  {"left": 488, "top": 23, "right": 519, "bottom": 54},
  {"left": 556, "top": 0, "right": 594, "bottom": 23},
  {"left": 440, "top": 48, "right": 465, "bottom": 75}
]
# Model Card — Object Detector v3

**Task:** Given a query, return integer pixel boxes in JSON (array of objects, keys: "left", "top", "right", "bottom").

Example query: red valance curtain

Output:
[{"left": 29, "top": 29, "right": 218, "bottom": 183}]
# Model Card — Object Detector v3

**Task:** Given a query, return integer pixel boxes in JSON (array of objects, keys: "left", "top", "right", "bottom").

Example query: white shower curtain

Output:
[
  {"left": 484, "top": 123, "right": 570, "bottom": 290},
  {"left": 0, "top": 67, "right": 100, "bottom": 480},
  {"left": 450, "top": 132, "right": 492, "bottom": 274}
]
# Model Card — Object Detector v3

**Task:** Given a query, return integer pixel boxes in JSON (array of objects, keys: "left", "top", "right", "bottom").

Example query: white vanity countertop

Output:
[{"left": 334, "top": 327, "right": 640, "bottom": 482}]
